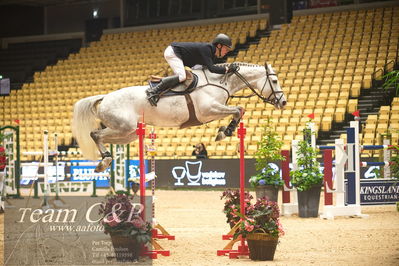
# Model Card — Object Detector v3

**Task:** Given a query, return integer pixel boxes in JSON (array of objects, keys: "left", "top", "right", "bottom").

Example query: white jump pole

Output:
[
  {"left": 54, "top": 133, "right": 60, "bottom": 201},
  {"left": 42, "top": 130, "right": 50, "bottom": 208}
]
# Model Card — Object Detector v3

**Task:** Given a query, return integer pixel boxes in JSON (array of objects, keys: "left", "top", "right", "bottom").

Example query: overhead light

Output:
[{"left": 93, "top": 8, "right": 99, "bottom": 18}]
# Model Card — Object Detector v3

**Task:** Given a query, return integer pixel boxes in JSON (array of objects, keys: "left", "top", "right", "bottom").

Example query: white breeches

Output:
[{"left": 164, "top": 46, "right": 186, "bottom": 82}]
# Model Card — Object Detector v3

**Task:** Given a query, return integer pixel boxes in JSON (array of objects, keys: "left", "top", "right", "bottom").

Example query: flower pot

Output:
[
  {"left": 297, "top": 185, "right": 322, "bottom": 218},
  {"left": 246, "top": 233, "right": 278, "bottom": 261},
  {"left": 255, "top": 185, "right": 279, "bottom": 202},
  {"left": 110, "top": 234, "right": 142, "bottom": 261}
]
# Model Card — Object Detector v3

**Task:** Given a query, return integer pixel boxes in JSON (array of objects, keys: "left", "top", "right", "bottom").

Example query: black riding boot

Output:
[{"left": 146, "top": 75, "right": 180, "bottom": 106}]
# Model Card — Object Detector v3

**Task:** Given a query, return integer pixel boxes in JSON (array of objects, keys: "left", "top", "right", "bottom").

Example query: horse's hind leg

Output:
[{"left": 90, "top": 128, "right": 138, "bottom": 172}]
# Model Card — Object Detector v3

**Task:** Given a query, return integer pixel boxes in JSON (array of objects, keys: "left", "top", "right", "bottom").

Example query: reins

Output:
[
  {"left": 187, "top": 63, "right": 284, "bottom": 106},
  {"left": 230, "top": 64, "right": 284, "bottom": 106}
]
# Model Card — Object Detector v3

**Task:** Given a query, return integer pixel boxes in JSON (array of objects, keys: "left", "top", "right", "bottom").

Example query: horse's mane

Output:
[{"left": 216, "top": 62, "right": 263, "bottom": 68}]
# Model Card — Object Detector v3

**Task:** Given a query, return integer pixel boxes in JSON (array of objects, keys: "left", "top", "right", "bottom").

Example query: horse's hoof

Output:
[
  {"left": 95, "top": 157, "right": 112, "bottom": 172},
  {"left": 215, "top": 131, "right": 226, "bottom": 141},
  {"left": 224, "top": 128, "right": 233, "bottom": 137}
]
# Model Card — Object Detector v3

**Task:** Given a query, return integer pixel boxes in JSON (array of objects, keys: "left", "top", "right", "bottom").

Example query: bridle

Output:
[{"left": 230, "top": 63, "right": 285, "bottom": 107}]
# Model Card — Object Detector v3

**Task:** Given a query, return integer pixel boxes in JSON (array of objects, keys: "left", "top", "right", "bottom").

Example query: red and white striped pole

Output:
[
  {"left": 149, "top": 129, "right": 156, "bottom": 221},
  {"left": 137, "top": 122, "right": 146, "bottom": 220}
]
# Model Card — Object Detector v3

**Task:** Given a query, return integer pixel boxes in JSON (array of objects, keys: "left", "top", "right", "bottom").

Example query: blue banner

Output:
[
  {"left": 125, "top": 160, "right": 148, "bottom": 185},
  {"left": 70, "top": 160, "right": 110, "bottom": 187}
]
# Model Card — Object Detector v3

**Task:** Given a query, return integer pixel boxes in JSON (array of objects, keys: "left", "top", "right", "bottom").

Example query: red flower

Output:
[{"left": 103, "top": 212, "right": 121, "bottom": 227}]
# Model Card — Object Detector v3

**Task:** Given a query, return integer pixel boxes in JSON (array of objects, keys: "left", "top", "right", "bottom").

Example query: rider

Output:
[{"left": 146, "top": 33, "right": 239, "bottom": 106}]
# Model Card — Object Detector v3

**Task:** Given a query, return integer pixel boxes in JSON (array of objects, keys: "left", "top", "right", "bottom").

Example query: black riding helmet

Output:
[{"left": 212, "top": 33, "right": 232, "bottom": 48}]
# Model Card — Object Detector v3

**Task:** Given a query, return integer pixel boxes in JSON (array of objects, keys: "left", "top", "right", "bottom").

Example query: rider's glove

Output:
[{"left": 227, "top": 63, "right": 238, "bottom": 73}]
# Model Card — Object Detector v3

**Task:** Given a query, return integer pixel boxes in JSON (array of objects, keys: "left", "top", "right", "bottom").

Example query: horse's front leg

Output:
[
  {"left": 202, "top": 103, "right": 244, "bottom": 141},
  {"left": 215, "top": 106, "right": 245, "bottom": 141}
]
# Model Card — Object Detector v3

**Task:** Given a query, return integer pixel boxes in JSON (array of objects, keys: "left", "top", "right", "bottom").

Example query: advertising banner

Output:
[
  {"left": 70, "top": 160, "right": 110, "bottom": 187},
  {"left": 4, "top": 195, "right": 153, "bottom": 265},
  {"left": 37, "top": 181, "right": 94, "bottom": 196},
  {"left": 357, "top": 179, "right": 399, "bottom": 205},
  {"left": 154, "top": 159, "right": 259, "bottom": 188}
]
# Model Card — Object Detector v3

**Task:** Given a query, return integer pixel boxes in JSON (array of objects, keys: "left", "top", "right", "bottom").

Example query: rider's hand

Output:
[{"left": 227, "top": 63, "right": 238, "bottom": 73}]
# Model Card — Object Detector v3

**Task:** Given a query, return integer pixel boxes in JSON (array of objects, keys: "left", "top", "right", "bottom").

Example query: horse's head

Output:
[
  {"left": 229, "top": 62, "right": 286, "bottom": 109},
  {"left": 260, "top": 63, "right": 286, "bottom": 109}
]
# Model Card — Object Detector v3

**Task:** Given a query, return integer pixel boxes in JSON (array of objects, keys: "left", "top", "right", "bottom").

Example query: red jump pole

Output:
[
  {"left": 216, "top": 122, "right": 250, "bottom": 259},
  {"left": 238, "top": 122, "right": 247, "bottom": 254},
  {"left": 228, "top": 122, "right": 249, "bottom": 259},
  {"left": 281, "top": 150, "right": 290, "bottom": 204},
  {"left": 323, "top": 149, "right": 333, "bottom": 206},
  {"left": 137, "top": 122, "right": 146, "bottom": 220}
]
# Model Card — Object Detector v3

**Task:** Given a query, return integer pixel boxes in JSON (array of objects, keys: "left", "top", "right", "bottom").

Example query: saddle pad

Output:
[{"left": 149, "top": 73, "right": 199, "bottom": 97}]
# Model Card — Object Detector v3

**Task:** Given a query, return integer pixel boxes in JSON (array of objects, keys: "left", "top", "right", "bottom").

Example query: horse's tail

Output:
[{"left": 72, "top": 95, "right": 104, "bottom": 160}]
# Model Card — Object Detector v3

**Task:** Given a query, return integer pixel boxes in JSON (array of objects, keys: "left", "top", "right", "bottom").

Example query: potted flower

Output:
[
  {"left": 249, "top": 119, "right": 284, "bottom": 201},
  {"left": 233, "top": 197, "right": 284, "bottom": 261},
  {"left": 221, "top": 189, "right": 253, "bottom": 228},
  {"left": 99, "top": 192, "right": 152, "bottom": 262},
  {"left": 290, "top": 128, "right": 324, "bottom": 218}
]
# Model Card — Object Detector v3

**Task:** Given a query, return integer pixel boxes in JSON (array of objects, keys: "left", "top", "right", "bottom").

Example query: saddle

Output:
[{"left": 148, "top": 69, "right": 199, "bottom": 97}]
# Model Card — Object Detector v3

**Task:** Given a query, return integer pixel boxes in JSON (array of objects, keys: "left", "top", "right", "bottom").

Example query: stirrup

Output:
[{"left": 147, "top": 94, "right": 160, "bottom": 106}]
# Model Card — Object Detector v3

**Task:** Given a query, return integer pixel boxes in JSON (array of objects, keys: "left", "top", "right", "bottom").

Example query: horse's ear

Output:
[{"left": 264, "top": 62, "right": 269, "bottom": 74}]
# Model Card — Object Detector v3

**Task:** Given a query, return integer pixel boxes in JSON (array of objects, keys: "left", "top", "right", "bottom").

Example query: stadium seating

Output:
[{"left": 0, "top": 6, "right": 398, "bottom": 160}]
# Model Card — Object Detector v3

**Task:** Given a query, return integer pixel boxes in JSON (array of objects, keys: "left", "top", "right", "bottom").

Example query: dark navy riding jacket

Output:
[{"left": 171, "top": 42, "right": 226, "bottom": 74}]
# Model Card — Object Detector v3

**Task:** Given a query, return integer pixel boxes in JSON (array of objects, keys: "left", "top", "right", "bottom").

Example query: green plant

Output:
[
  {"left": 99, "top": 194, "right": 152, "bottom": 244},
  {"left": 290, "top": 128, "right": 323, "bottom": 191},
  {"left": 233, "top": 197, "right": 284, "bottom": 239},
  {"left": 249, "top": 119, "right": 284, "bottom": 187},
  {"left": 371, "top": 167, "right": 382, "bottom": 179},
  {"left": 390, "top": 145, "right": 399, "bottom": 180},
  {"left": 382, "top": 70, "right": 399, "bottom": 96},
  {"left": 221, "top": 189, "right": 253, "bottom": 226}
]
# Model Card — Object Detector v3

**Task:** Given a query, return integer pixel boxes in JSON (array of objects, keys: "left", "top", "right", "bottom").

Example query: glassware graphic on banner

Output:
[
  {"left": 171, "top": 160, "right": 226, "bottom": 187},
  {"left": 172, "top": 161, "right": 202, "bottom": 186},
  {"left": 172, "top": 166, "right": 186, "bottom": 186},
  {"left": 185, "top": 161, "right": 202, "bottom": 185}
]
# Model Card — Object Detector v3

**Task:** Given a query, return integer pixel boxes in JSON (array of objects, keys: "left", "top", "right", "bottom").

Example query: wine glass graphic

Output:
[
  {"left": 186, "top": 161, "right": 202, "bottom": 186},
  {"left": 172, "top": 166, "right": 186, "bottom": 186}
]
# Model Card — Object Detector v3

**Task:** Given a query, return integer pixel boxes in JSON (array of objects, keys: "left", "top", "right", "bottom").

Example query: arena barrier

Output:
[
  {"left": 0, "top": 125, "right": 21, "bottom": 200},
  {"left": 217, "top": 122, "right": 250, "bottom": 259}
]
